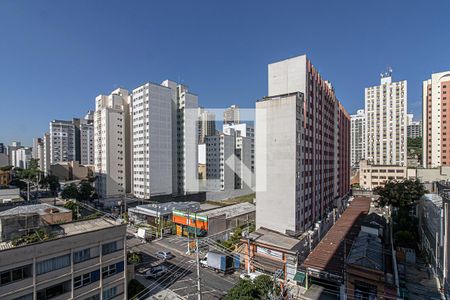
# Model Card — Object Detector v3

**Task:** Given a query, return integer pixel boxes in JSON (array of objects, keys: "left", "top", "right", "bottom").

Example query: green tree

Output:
[
  {"left": 0, "top": 165, "right": 13, "bottom": 171},
  {"left": 253, "top": 275, "right": 273, "bottom": 297},
  {"left": 10, "top": 178, "right": 27, "bottom": 190},
  {"left": 127, "top": 279, "right": 145, "bottom": 300},
  {"left": 374, "top": 179, "right": 427, "bottom": 209},
  {"left": 77, "top": 180, "right": 94, "bottom": 201},
  {"left": 61, "top": 183, "right": 79, "bottom": 200},
  {"left": 63, "top": 200, "right": 79, "bottom": 220},
  {"left": 39, "top": 175, "right": 60, "bottom": 195},
  {"left": 224, "top": 280, "right": 260, "bottom": 300},
  {"left": 127, "top": 251, "right": 142, "bottom": 264}
]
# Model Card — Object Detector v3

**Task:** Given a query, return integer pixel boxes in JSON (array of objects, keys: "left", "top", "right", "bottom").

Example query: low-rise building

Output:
[
  {"left": 0, "top": 170, "right": 10, "bottom": 186},
  {"left": 128, "top": 201, "right": 201, "bottom": 226},
  {"left": 359, "top": 160, "right": 407, "bottom": 190},
  {"left": 244, "top": 227, "right": 306, "bottom": 282},
  {"left": 0, "top": 215, "right": 126, "bottom": 300},
  {"left": 0, "top": 187, "right": 22, "bottom": 204},
  {"left": 418, "top": 191, "right": 449, "bottom": 291},
  {"left": 172, "top": 202, "right": 255, "bottom": 238},
  {"left": 50, "top": 161, "right": 94, "bottom": 181}
]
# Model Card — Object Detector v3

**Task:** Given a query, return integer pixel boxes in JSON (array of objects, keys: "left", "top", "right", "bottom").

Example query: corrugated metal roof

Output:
[{"left": 301, "top": 196, "right": 371, "bottom": 278}]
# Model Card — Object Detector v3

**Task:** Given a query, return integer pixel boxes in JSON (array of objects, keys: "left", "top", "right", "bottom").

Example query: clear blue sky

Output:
[{"left": 1, "top": 0, "right": 450, "bottom": 146}]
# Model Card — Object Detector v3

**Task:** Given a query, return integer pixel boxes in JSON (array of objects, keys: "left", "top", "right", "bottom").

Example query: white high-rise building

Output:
[
  {"left": 131, "top": 83, "right": 173, "bottom": 199},
  {"left": 365, "top": 71, "right": 407, "bottom": 166},
  {"left": 223, "top": 105, "right": 240, "bottom": 125},
  {"left": 223, "top": 123, "right": 255, "bottom": 173},
  {"left": 11, "top": 147, "right": 32, "bottom": 169},
  {"left": 94, "top": 88, "right": 131, "bottom": 199},
  {"left": 78, "top": 111, "right": 95, "bottom": 165},
  {"left": 206, "top": 133, "right": 236, "bottom": 191},
  {"left": 198, "top": 108, "right": 216, "bottom": 144},
  {"left": 350, "top": 109, "right": 365, "bottom": 168},
  {"left": 42, "top": 133, "right": 50, "bottom": 174},
  {"left": 32, "top": 138, "right": 42, "bottom": 160},
  {"left": 49, "top": 120, "right": 76, "bottom": 164},
  {"left": 161, "top": 80, "right": 199, "bottom": 196}
]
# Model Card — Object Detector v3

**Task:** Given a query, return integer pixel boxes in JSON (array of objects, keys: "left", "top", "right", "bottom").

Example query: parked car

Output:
[
  {"left": 155, "top": 251, "right": 174, "bottom": 260},
  {"left": 199, "top": 258, "right": 208, "bottom": 268},
  {"left": 145, "top": 265, "right": 168, "bottom": 279},
  {"left": 240, "top": 271, "right": 263, "bottom": 281}
]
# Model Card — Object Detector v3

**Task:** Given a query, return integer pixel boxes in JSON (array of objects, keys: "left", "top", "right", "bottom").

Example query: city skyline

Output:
[{"left": 1, "top": 1, "right": 450, "bottom": 144}]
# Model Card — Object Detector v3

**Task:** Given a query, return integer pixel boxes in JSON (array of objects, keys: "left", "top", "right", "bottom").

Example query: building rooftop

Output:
[
  {"left": 201, "top": 202, "right": 255, "bottom": 219},
  {"left": 0, "top": 203, "right": 71, "bottom": 216},
  {"left": 301, "top": 196, "right": 371, "bottom": 280},
  {"left": 361, "top": 212, "right": 386, "bottom": 230},
  {"left": 347, "top": 231, "right": 384, "bottom": 271},
  {"left": 129, "top": 201, "right": 202, "bottom": 217},
  {"left": 0, "top": 217, "right": 120, "bottom": 251},
  {"left": 422, "top": 193, "right": 443, "bottom": 208},
  {"left": 249, "top": 227, "right": 303, "bottom": 252}
]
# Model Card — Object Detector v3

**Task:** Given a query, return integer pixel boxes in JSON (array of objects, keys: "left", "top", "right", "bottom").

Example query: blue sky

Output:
[{"left": 1, "top": 0, "right": 450, "bottom": 146}]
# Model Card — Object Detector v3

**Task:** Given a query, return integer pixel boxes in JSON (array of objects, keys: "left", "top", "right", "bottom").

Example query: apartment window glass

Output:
[
  {"left": 102, "top": 261, "right": 124, "bottom": 279},
  {"left": 102, "top": 286, "right": 118, "bottom": 300},
  {"left": 102, "top": 241, "right": 119, "bottom": 255},
  {"left": 83, "top": 295, "right": 100, "bottom": 300},
  {"left": 12, "top": 294, "right": 33, "bottom": 300},
  {"left": 36, "top": 280, "right": 71, "bottom": 300},
  {"left": 74, "top": 269, "right": 100, "bottom": 289},
  {"left": 0, "top": 264, "right": 32, "bottom": 285},
  {"left": 37, "top": 254, "right": 70, "bottom": 275},
  {"left": 74, "top": 248, "right": 91, "bottom": 263}
]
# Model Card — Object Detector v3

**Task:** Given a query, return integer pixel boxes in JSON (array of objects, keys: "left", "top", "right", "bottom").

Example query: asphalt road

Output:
[{"left": 127, "top": 235, "right": 239, "bottom": 300}]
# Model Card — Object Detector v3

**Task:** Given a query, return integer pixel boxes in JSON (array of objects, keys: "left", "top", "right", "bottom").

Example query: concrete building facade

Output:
[
  {"left": 223, "top": 105, "right": 240, "bottom": 125},
  {"left": 11, "top": 147, "right": 32, "bottom": 169},
  {"left": 351, "top": 109, "right": 365, "bottom": 168},
  {"left": 0, "top": 218, "right": 127, "bottom": 300},
  {"left": 131, "top": 82, "right": 173, "bottom": 199},
  {"left": 49, "top": 120, "right": 77, "bottom": 165},
  {"left": 423, "top": 71, "right": 450, "bottom": 168},
  {"left": 359, "top": 160, "right": 407, "bottom": 190},
  {"left": 198, "top": 108, "right": 216, "bottom": 144},
  {"left": 94, "top": 88, "right": 131, "bottom": 199},
  {"left": 256, "top": 55, "right": 351, "bottom": 235},
  {"left": 365, "top": 71, "right": 407, "bottom": 166}
]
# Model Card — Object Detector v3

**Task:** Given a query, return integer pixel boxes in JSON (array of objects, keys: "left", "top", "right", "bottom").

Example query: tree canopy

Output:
[
  {"left": 61, "top": 183, "right": 78, "bottom": 200},
  {"left": 374, "top": 179, "right": 427, "bottom": 208},
  {"left": 224, "top": 275, "right": 277, "bottom": 300}
]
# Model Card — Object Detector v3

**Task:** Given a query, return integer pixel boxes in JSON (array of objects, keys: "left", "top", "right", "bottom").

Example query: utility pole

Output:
[
  {"left": 27, "top": 180, "right": 30, "bottom": 201},
  {"left": 194, "top": 212, "right": 202, "bottom": 300},
  {"left": 187, "top": 210, "right": 190, "bottom": 253}
]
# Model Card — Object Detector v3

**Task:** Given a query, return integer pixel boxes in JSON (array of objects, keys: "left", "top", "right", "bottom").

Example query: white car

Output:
[
  {"left": 145, "top": 265, "right": 168, "bottom": 279},
  {"left": 240, "top": 271, "right": 263, "bottom": 281},
  {"left": 199, "top": 258, "right": 208, "bottom": 268},
  {"left": 155, "top": 251, "right": 174, "bottom": 260}
]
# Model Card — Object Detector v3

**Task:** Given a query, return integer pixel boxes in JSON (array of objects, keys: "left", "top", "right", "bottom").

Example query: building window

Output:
[
  {"left": 36, "top": 280, "right": 71, "bottom": 300},
  {"left": 102, "top": 261, "right": 124, "bottom": 279},
  {"left": 74, "top": 248, "right": 91, "bottom": 263},
  {"left": 12, "top": 294, "right": 33, "bottom": 300},
  {"left": 74, "top": 270, "right": 100, "bottom": 289},
  {"left": 83, "top": 295, "right": 100, "bottom": 300},
  {"left": 102, "top": 241, "right": 119, "bottom": 255},
  {"left": 36, "top": 254, "right": 70, "bottom": 275},
  {"left": 0, "top": 264, "right": 32, "bottom": 286},
  {"left": 102, "top": 286, "right": 118, "bottom": 300}
]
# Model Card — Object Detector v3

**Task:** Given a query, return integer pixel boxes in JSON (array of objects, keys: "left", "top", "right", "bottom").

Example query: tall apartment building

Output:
[
  {"left": 256, "top": 55, "right": 350, "bottom": 235},
  {"left": 365, "top": 71, "right": 407, "bottom": 166},
  {"left": 407, "top": 120, "right": 422, "bottom": 138},
  {"left": 32, "top": 138, "right": 42, "bottom": 160},
  {"left": 0, "top": 214, "right": 126, "bottom": 300},
  {"left": 94, "top": 88, "right": 131, "bottom": 199},
  {"left": 161, "top": 80, "right": 199, "bottom": 196},
  {"left": 76, "top": 111, "right": 95, "bottom": 165},
  {"left": 49, "top": 120, "right": 77, "bottom": 164},
  {"left": 351, "top": 109, "right": 365, "bottom": 168},
  {"left": 422, "top": 71, "right": 450, "bottom": 168},
  {"left": 42, "top": 133, "right": 51, "bottom": 174},
  {"left": 198, "top": 108, "right": 216, "bottom": 144},
  {"left": 131, "top": 83, "right": 173, "bottom": 199},
  {"left": 205, "top": 129, "right": 252, "bottom": 191},
  {"left": 0, "top": 143, "right": 5, "bottom": 154},
  {"left": 7, "top": 141, "right": 22, "bottom": 165},
  {"left": 223, "top": 123, "right": 255, "bottom": 174},
  {"left": 11, "top": 147, "right": 32, "bottom": 169},
  {"left": 223, "top": 104, "right": 240, "bottom": 125}
]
